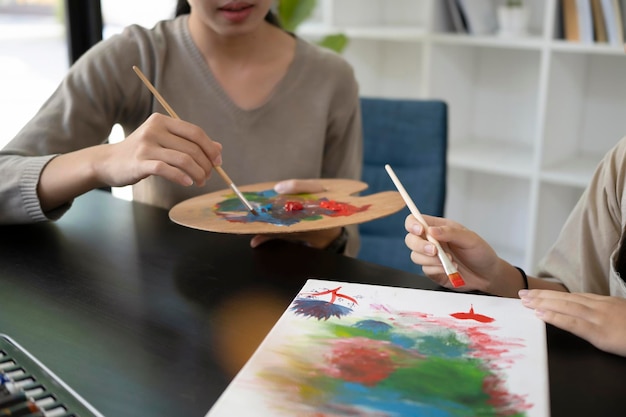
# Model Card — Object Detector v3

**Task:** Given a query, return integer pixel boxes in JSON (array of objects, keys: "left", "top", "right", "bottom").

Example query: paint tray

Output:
[{"left": 0, "top": 334, "right": 104, "bottom": 417}]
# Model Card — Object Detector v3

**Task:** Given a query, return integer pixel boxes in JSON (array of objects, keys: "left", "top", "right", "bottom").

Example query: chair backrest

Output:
[{"left": 358, "top": 97, "right": 448, "bottom": 274}]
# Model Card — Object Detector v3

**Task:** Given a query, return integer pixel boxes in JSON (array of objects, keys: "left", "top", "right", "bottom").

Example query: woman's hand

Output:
[
  {"left": 404, "top": 214, "right": 520, "bottom": 296},
  {"left": 38, "top": 113, "right": 223, "bottom": 212},
  {"left": 520, "top": 289, "right": 626, "bottom": 357},
  {"left": 96, "top": 113, "right": 223, "bottom": 187},
  {"left": 250, "top": 179, "right": 343, "bottom": 251}
]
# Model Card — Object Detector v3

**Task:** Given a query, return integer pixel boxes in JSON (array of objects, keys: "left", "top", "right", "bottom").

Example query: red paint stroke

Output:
[
  {"left": 464, "top": 326, "right": 525, "bottom": 363},
  {"left": 451, "top": 305, "right": 495, "bottom": 323},
  {"left": 325, "top": 339, "right": 395, "bottom": 386},
  {"left": 319, "top": 200, "right": 371, "bottom": 216},
  {"left": 283, "top": 201, "right": 303, "bottom": 211},
  {"left": 214, "top": 192, "right": 371, "bottom": 226},
  {"left": 301, "top": 286, "right": 358, "bottom": 305},
  {"left": 483, "top": 374, "right": 533, "bottom": 412},
  {"left": 370, "top": 304, "right": 393, "bottom": 314},
  {"left": 397, "top": 311, "right": 431, "bottom": 319}
]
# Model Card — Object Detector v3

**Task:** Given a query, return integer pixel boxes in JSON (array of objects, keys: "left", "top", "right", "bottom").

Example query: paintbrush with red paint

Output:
[
  {"left": 132, "top": 66, "right": 258, "bottom": 216},
  {"left": 385, "top": 164, "right": 465, "bottom": 288}
]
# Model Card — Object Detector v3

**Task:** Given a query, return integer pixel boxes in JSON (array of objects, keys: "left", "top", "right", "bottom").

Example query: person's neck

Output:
[{"left": 189, "top": 19, "right": 288, "bottom": 66}]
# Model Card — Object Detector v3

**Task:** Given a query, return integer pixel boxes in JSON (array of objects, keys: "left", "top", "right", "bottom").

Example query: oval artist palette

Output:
[{"left": 169, "top": 179, "right": 405, "bottom": 234}]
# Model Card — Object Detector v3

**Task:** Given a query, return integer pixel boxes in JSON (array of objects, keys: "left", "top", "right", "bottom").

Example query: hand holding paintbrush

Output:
[
  {"left": 132, "top": 66, "right": 258, "bottom": 216},
  {"left": 385, "top": 164, "right": 465, "bottom": 288}
]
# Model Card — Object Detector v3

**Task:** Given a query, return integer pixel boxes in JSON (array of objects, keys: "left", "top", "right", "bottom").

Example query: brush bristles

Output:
[{"left": 448, "top": 272, "right": 465, "bottom": 288}]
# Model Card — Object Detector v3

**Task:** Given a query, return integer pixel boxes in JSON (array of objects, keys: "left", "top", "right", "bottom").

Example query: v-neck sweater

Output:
[{"left": 0, "top": 16, "right": 363, "bottom": 253}]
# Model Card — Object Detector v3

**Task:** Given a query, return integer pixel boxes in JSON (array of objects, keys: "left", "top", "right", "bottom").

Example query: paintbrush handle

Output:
[
  {"left": 385, "top": 164, "right": 459, "bottom": 275},
  {"left": 213, "top": 166, "right": 233, "bottom": 186},
  {"left": 384, "top": 164, "right": 429, "bottom": 225},
  {"left": 134, "top": 65, "right": 227, "bottom": 176},
  {"left": 133, "top": 66, "right": 180, "bottom": 119},
  {"left": 132, "top": 66, "right": 258, "bottom": 215}
]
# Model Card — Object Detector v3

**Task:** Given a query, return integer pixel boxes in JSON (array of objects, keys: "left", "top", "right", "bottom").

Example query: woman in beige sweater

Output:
[
  {"left": 405, "top": 130, "right": 626, "bottom": 357},
  {"left": 0, "top": 0, "right": 363, "bottom": 254}
]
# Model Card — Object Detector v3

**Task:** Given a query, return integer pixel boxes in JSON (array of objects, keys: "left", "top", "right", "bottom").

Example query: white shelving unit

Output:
[{"left": 298, "top": 0, "right": 626, "bottom": 272}]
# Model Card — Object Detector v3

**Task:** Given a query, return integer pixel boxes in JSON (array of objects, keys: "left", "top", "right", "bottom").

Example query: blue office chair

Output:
[{"left": 357, "top": 97, "right": 448, "bottom": 274}]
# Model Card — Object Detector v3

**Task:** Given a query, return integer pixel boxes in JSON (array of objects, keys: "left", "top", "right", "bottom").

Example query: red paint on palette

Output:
[
  {"left": 320, "top": 200, "right": 371, "bottom": 216},
  {"left": 283, "top": 201, "right": 304, "bottom": 211}
]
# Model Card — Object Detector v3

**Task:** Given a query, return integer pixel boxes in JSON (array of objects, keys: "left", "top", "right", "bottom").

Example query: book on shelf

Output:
[
  {"left": 577, "top": 0, "right": 596, "bottom": 43},
  {"left": 621, "top": 0, "right": 626, "bottom": 41},
  {"left": 613, "top": 0, "right": 626, "bottom": 41},
  {"left": 456, "top": 0, "right": 498, "bottom": 35},
  {"left": 591, "top": 0, "right": 609, "bottom": 42},
  {"left": 555, "top": 0, "right": 566, "bottom": 39},
  {"left": 599, "top": 0, "right": 625, "bottom": 45},
  {"left": 446, "top": 0, "right": 468, "bottom": 33},
  {"left": 563, "top": 0, "right": 582, "bottom": 41},
  {"left": 562, "top": 0, "right": 598, "bottom": 43}
]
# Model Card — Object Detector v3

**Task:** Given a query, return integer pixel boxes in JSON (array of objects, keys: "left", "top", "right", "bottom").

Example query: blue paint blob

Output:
[
  {"left": 212, "top": 189, "right": 365, "bottom": 226},
  {"left": 353, "top": 320, "right": 392, "bottom": 334},
  {"left": 331, "top": 382, "right": 473, "bottom": 417},
  {"left": 290, "top": 299, "right": 352, "bottom": 321},
  {"left": 414, "top": 334, "right": 470, "bottom": 358},
  {"left": 389, "top": 334, "right": 416, "bottom": 350}
]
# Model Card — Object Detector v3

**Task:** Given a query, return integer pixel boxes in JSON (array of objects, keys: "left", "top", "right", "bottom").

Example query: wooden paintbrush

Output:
[
  {"left": 385, "top": 164, "right": 465, "bottom": 288},
  {"left": 132, "top": 66, "right": 258, "bottom": 216}
]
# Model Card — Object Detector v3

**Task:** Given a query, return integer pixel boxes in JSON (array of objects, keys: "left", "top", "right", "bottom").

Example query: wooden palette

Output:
[{"left": 169, "top": 179, "right": 405, "bottom": 234}]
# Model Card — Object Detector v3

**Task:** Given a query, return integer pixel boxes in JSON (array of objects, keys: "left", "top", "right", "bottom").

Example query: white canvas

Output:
[{"left": 206, "top": 279, "right": 550, "bottom": 417}]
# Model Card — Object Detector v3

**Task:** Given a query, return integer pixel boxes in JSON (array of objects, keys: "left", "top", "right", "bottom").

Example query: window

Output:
[
  {"left": 0, "top": 0, "right": 177, "bottom": 200},
  {"left": 0, "top": 0, "right": 67, "bottom": 147},
  {"left": 100, "top": 0, "right": 176, "bottom": 200}
]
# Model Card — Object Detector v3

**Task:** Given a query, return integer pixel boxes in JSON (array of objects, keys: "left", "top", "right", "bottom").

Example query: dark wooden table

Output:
[{"left": 1, "top": 190, "right": 625, "bottom": 416}]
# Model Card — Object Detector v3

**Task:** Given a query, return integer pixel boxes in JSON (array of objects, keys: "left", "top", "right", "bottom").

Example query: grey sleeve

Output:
[{"left": 0, "top": 26, "right": 150, "bottom": 224}]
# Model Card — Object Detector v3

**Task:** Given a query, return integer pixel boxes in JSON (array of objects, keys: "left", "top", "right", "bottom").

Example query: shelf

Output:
[
  {"left": 540, "top": 154, "right": 603, "bottom": 188},
  {"left": 305, "top": 0, "right": 624, "bottom": 271},
  {"left": 298, "top": 23, "right": 428, "bottom": 42},
  {"left": 448, "top": 141, "right": 534, "bottom": 179},
  {"left": 550, "top": 40, "right": 626, "bottom": 56},
  {"left": 431, "top": 33, "right": 545, "bottom": 50}
]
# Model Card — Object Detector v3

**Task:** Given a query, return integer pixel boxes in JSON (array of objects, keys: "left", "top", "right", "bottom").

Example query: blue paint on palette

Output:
[{"left": 212, "top": 189, "right": 370, "bottom": 226}]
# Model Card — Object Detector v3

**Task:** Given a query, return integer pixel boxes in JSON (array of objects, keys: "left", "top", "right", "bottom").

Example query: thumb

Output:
[
  {"left": 428, "top": 224, "right": 479, "bottom": 253},
  {"left": 427, "top": 225, "right": 455, "bottom": 244},
  {"left": 250, "top": 234, "right": 273, "bottom": 248},
  {"left": 274, "top": 179, "right": 326, "bottom": 194}
]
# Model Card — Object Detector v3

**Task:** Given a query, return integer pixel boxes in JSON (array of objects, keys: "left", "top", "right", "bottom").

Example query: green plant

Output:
[{"left": 276, "top": 0, "right": 348, "bottom": 53}]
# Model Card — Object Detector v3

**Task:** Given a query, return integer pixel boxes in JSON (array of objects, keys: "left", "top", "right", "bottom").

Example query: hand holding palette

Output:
[{"left": 169, "top": 179, "right": 405, "bottom": 234}]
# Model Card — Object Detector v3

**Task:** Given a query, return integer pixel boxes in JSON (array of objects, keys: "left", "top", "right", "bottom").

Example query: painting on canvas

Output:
[{"left": 206, "top": 279, "right": 550, "bottom": 417}]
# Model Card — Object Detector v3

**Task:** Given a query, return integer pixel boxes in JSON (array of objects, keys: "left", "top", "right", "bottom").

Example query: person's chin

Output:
[{"left": 216, "top": 21, "right": 260, "bottom": 37}]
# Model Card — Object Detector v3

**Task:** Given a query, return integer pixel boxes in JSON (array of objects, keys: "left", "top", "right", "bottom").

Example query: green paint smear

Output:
[
  {"left": 296, "top": 356, "right": 521, "bottom": 417},
  {"left": 381, "top": 356, "right": 490, "bottom": 402},
  {"left": 215, "top": 191, "right": 320, "bottom": 212},
  {"left": 318, "top": 323, "right": 523, "bottom": 416},
  {"left": 415, "top": 333, "right": 470, "bottom": 356},
  {"left": 328, "top": 323, "right": 390, "bottom": 340},
  {"left": 267, "top": 319, "right": 529, "bottom": 416},
  {"left": 215, "top": 196, "right": 248, "bottom": 211},
  {"left": 302, "top": 215, "right": 324, "bottom": 221},
  {"left": 327, "top": 323, "right": 468, "bottom": 353}
]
